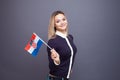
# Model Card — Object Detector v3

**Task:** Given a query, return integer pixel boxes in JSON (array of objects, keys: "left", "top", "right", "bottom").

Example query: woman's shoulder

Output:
[
  {"left": 68, "top": 34, "right": 74, "bottom": 40},
  {"left": 48, "top": 35, "right": 57, "bottom": 40},
  {"left": 48, "top": 35, "right": 58, "bottom": 43},
  {"left": 47, "top": 35, "right": 60, "bottom": 48}
]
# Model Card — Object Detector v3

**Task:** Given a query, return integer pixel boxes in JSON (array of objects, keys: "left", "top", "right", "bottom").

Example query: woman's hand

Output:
[{"left": 50, "top": 49, "right": 60, "bottom": 65}]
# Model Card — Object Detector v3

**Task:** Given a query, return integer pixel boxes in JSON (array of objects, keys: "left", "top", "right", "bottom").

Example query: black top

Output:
[{"left": 47, "top": 34, "right": 77, "bottom": 78}]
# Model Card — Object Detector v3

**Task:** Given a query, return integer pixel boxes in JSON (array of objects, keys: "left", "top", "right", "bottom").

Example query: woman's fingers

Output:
[
  {"left": 50, "top": 49, "right": 59, "bottom": 59},
  {"left": 51, "top": 53, "right": 57, "bottom": 58},
  {"left": 50, "top": 49, "right": 60, "bottom": 65}
]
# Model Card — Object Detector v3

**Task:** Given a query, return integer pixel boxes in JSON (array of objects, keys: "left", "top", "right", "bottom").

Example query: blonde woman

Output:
[{"left": 47, "top": 11, "right": 77, "bottom": 80}]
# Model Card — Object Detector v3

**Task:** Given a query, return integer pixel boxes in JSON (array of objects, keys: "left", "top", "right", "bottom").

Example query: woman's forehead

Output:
[{"left": 55, "top": 14, "right": 66, "bottom": 20}]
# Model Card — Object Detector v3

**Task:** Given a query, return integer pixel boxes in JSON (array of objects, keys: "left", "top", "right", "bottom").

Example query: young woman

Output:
[{"left": 47, "top": 10, "right": 77, "bottom": 80}]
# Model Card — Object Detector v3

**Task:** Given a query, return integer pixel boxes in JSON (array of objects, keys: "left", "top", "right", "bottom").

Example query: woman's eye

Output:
[
  {"left": 63, "top": 18, "right": 66, "bottom": 21},
  {"left": 56, "top": 20, "right": 60, "bottom": 23}
]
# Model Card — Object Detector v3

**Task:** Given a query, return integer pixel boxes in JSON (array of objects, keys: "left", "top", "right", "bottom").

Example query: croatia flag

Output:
[{"left": 24, "top": 33, "right": 43, "bottom": 56}]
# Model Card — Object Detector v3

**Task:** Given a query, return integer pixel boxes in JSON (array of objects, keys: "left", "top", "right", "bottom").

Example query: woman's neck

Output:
[
  {"left": 55, "top": 30, "right": 67, "bottom": 38},
  {"left": 57, "top": 30, "right": 66, "bottom": 34}
]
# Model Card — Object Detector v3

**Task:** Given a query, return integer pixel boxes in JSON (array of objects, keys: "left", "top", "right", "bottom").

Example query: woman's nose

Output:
[{"left": 61, "top": 21, "right": 65, "bottom": 25}]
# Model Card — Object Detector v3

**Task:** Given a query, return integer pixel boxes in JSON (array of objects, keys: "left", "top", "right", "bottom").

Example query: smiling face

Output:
[{"left": 54, "top": 14, "right": 68, "bottom": 33}]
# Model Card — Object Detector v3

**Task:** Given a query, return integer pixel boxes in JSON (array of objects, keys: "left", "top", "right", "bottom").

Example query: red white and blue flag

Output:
[{"left": 24, "top": 33, "right": 43, "bottom": 56}]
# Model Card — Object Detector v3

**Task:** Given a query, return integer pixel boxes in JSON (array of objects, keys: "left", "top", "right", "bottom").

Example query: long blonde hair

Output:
[{"left": 48, "top": 11, "right": 68, "bottom": 39}]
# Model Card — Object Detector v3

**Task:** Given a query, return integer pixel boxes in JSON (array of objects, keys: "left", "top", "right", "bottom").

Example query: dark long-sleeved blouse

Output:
[{"left": 47, "top": 31, "right": 77, "bottom": 78}]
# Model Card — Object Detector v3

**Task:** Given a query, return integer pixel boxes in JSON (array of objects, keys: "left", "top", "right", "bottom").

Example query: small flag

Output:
[{"left": 24, "top": 33, "right": 43, "bottom": 56}]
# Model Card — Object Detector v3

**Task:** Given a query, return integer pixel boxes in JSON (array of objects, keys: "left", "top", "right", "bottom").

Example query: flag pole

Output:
[
  {"left": 39, "top": 37, "right": 52, "bottom": 50},
  {"left": 33, "top": 33, "right": 52, "bottom": 50}
]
